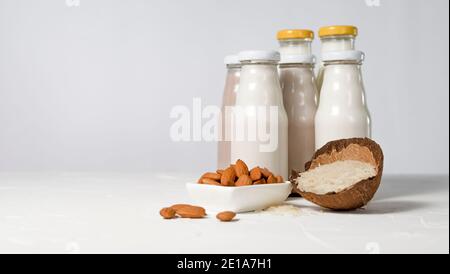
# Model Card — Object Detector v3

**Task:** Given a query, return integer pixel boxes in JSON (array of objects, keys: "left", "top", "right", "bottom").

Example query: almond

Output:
[
  {"left": 276, "top": 175, "right": 284, "bottom": 183},
  {"left": 253, "top": 178, "right": 267, "bottom": 185},
  {"left": 216, "top": 169, "right": 224, "bottom": 175},
  {"left": 261, "top": 167, "right": 273, "bottom": 178},
  {"left": 176, "top": 205, "right": 206, "bottom": 218},
  {"left": 199, "top": 172, "right": 221, "bottom": 181},
  {"left": 221, "top": 167, "right": 236, "bottom": 186},
  {"left": 267, "top": 175, "right": 277, "bottom": 184},
  {"left": 201, "top": 178, "right": 221, "bottom": 186},
  {"left": 159, "top": 207, "right": 176, "bottom": 219},
  {"left": 234, "top": 159, "right": 249, "bottom": 177},
  {"left": 235, "top": 175, "right": 252, "bottom": 186},
  {"left": 249, "top": 167, "right": 262, "bottom": 181},
  {"left": 216, "top": 211, "right": 236, "bottom": 222},
  {"left": 170, "top": 204, "right": 191, "bottom": 212}
]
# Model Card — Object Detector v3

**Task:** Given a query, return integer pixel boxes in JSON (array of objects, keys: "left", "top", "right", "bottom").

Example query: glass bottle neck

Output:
[
  {"left": 324, "top": 60, "right": 362, "bottom": 66},
  {"left": 279, "top": 63, "right": 315, "bottom": 69},
  {"left": 321, "top": 36, "right": 356, "bottom": 53},
  {"left": 279, "top": 39, "right": 313, "bottom": 56},
  {"left": 226, "top": 64, "right": 241, "bottom": 70},
  {"left": 239, "top": 62, "right": 278, "bottom": 76}
]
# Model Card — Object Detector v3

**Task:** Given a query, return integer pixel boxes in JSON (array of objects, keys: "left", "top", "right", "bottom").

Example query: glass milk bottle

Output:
[
  {"left": 316, "top": 26, "right": 358, "bottom": 92},
  {"left": 315, "top": 51, "right": 371, "bottom": 149},
  {"left": 277, "top": 30, "right": 318, "bottom": 172},
  {"left": 218, "top": 55, "right": 241, "bottom": 169},
  {"left": 230, "top": 50, "right": 288, "bottom": 179}
]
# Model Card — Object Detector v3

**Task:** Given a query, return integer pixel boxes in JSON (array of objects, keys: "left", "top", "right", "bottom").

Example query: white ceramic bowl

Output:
[{"left": 186, "top": 182, "right": 292, "bottom": 213}]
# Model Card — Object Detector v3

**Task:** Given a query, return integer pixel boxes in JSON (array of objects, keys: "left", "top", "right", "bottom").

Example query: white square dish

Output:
[{"left": 186, "top": 182, "right": 293, "bottom": 213}]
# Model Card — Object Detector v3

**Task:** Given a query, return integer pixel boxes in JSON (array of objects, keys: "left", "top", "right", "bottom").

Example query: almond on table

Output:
[
  {"left": 159, "top": 204, "right": 238, "bottom": 223},
  {"left": 176, "top": 205, "right": 206, "bottom": 218},
  {"left": 216, "top": 211, "right": 236, "bottom": 222},
  {"left": 170, "top": 204, "right": 191, "bottom": 211},
  {"left": 159, "top": 207, "right": 176, "bottom": 219},
  {"left": 159, "top": 205, "right": 207, "bottom": 219}
]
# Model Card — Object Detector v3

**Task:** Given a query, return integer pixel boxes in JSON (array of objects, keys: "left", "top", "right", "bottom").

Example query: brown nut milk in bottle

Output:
[{"left": 277, "top": 30, "right": 318, "bottom": 173}]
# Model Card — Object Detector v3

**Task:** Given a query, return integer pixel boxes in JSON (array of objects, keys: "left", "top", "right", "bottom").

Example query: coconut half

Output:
[{"left": 293, "top": 138, "right": 384, "bottom": 211}]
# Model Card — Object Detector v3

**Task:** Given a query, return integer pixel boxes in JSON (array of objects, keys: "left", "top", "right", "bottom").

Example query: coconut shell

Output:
[
  {"left": 295, "top": 138, "right": 384, "bottom": 211},
  {"left": 288, "top": 169, "right": 302, "bottom": 197}
]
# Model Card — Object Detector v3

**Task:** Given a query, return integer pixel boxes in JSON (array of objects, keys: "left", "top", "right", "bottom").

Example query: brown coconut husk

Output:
[{"left": 293, "top": 138, "right": 384, "bottom": 211}]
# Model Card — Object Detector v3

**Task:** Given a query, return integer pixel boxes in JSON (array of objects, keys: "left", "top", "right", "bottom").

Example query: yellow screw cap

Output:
[
  {"left": 319, "top": 26, "right": 358, "bottom": 38},
  {"left": 277, "top": 29, "right": 314, "bottom": 40}
]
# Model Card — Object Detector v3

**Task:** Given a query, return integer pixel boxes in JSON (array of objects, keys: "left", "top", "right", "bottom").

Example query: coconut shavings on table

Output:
[
  {"left": 256, "top": 203, "right": 324, "bottom": 216},
  {"left": 256, "top": 204, "right": 301, "bottom": 216}
]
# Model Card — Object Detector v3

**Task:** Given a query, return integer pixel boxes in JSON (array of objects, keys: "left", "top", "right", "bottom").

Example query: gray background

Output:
[{"left": 0, "top": 0, "right": 448, "bottom": 174}]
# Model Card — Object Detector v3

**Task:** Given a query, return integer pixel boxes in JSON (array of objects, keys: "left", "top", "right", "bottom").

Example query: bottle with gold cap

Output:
[
  {"left": 277, "top": 29, "right": 318, "bottom": 174},
  {"left": 316, "top": 25, "right": 358, "bottom": 91}
]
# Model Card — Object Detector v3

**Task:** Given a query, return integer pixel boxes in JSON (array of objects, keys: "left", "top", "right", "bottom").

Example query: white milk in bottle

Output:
[
  {"left": 231, "top": 50, "right": 288, "bottom": 179},
  {"left": 218, "top": 55, "right": 241, "bottom": 169},
  {"left": 316, "top": 26, "right": 358, "bottom": 92},
  {"left": 315, "top": 50, "right": 371, "bottom": 149},
  {"left": 277, "top": 29, "right": 318, "bottom": 173}
]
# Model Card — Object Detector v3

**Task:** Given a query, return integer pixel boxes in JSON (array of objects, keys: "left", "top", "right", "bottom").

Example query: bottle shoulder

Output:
[{"left": 316, "top": 105, "right": 371, "bottom": 118}]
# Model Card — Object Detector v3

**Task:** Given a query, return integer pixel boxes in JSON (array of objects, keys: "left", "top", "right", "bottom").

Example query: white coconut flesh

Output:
[{"left": 296, "top": 160, "right": 377, "bottom": 195}]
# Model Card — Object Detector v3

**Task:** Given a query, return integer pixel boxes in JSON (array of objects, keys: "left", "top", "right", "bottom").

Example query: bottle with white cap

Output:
[
  {"left": 218, "top": 55, "right": 241, "bottom": 169},
  {"left": 277, "top": 29, "right": 318, "bottom": 173},
  {"left": 230, "top": 50, "right": 288, "bottom": 179},
  {"left": 316, "top": 26, "right": 359, "bottom": 92},
  {"left": 315, "top": 50, "right": 372, "bottom": 149}
]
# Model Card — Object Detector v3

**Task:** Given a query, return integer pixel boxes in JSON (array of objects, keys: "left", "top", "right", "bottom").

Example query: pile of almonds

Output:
[
  {"left": 198, "top": 159, "right": 284, "bottom": 187},
  {"left": 159, "top": 204, "right": 236, "bottom": 222}
]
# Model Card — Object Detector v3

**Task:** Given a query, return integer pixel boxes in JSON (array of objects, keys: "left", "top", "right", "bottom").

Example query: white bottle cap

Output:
[
  {"left": 224, "top": 54, "right": 241, "bottom": 65},
  {"left": 322, "top": 50, "right": 365, "bottom": 62},
  {"left": 280, "top": 54, "right": 316, "bottom": 64},
  {"left": 238, "top": 50, "right": 281, "bottom": 62}
]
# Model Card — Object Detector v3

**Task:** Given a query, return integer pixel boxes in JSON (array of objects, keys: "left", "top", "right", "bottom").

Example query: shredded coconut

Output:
[
  {"left": 296, "top": 160, "right": 377, "bottom": 195},
  {"left": 258, "top": 204, "right": 302, "bottom": 216}
]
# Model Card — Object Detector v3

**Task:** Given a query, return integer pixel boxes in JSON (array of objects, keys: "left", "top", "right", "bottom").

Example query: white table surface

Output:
[{"left": 0, "top": 173, "right": 448, "bottom": 254}]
